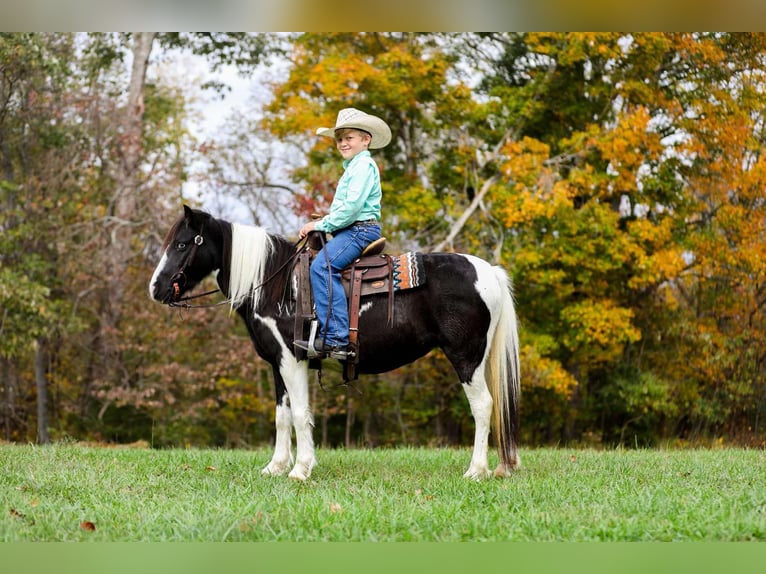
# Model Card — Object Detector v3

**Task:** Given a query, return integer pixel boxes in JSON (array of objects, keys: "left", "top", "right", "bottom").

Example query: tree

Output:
[{"left": 465, "top": 33, "right": 766, "bottom": 443}]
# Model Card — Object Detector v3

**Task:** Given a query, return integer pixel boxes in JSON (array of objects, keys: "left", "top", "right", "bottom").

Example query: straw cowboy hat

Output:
[{"left": 316, "top": 108, "right": 392, "bottom": 149}]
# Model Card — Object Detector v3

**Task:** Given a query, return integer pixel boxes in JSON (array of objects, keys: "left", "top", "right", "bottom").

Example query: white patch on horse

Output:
[
  {"left": 358, "top": 301, "right": 373, "bottom": 316},
  {"left": 459, "top": 253, "right": 521, "bottom": 478},
  {"left": 463, "top": 254, "right": 503, "bottom": 320},
  {"left": 254, "top": 313, "right": 316, "bottom": 481},
  {"left": 148, "top": 251, "right": 168, "bottom": 300},
  {"left": 261, "top": 403, "right": 294, "bottom": 476}
]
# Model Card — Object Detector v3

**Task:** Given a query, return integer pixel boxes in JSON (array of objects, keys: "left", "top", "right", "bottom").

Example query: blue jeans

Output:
[{"left": 311, "top": 222, "right": 381, "bottom": 347}]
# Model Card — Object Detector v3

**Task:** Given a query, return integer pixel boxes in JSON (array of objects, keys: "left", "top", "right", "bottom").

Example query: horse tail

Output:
[{"left": 487, "top": 266, "right": 521, "bottom": 476}]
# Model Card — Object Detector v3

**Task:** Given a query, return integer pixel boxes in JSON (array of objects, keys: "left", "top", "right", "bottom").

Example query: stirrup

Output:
[{"left": 294, "top": 321, "right": 323, "bottom": 359}]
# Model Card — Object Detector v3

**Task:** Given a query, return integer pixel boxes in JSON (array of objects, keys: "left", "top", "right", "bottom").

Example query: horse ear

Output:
[{"left": 183, "top": 204, "right": 194, "bottom": 221}]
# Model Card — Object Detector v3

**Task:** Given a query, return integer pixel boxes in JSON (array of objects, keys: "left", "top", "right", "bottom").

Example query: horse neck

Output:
[{"left": 225, "top": 223, "right": 294, "bottom": 313}]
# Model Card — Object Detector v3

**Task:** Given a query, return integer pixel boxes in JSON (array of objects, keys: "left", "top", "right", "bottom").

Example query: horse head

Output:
[{"left": 149, "top": 205, "right": 223, "bottom": 305}]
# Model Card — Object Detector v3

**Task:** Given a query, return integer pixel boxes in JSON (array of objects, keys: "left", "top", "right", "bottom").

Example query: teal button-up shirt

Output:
[{"left": 315, "top": 150, "right": 381, "bottom": 233}]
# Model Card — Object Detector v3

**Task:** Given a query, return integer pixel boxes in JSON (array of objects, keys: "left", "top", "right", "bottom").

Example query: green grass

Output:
[{"left": 1, "top": 444, "right": 765, "bottom": 541}]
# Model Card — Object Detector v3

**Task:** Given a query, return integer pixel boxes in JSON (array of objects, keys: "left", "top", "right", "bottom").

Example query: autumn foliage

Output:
[{"left": 2, "top": 33, "right": 765, "bottom": 449}]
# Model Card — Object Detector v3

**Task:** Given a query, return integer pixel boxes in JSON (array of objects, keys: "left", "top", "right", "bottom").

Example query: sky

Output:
[{"left": 159, "top": 51, "right": 293, "bottom": 227}]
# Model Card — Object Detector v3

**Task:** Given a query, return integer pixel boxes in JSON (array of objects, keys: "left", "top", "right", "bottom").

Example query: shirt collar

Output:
[{"left": 342, "top": 149, "right": 371, "bottom": 169}]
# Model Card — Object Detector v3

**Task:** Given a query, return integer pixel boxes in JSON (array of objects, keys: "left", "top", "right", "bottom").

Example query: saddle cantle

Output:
[{"left": 293, "top": 232, "right": 426, "bottom": 381}]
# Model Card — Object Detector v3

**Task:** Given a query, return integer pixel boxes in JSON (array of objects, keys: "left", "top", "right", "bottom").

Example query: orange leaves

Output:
[
  {"left": 626, "top": 217, "right": 687, "bottom": 290},
  {"left": 596, "top": 106, "right": 664, "bottom": 193}
]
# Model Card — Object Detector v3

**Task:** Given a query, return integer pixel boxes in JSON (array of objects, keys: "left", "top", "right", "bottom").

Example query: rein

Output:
[{"left": 168, "top": 230, "right": 310, "bottom": 310}]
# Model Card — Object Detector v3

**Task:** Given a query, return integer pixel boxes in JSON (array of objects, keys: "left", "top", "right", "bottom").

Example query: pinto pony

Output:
[{"left": 149, "top": 206, "right": 521, "bottom": 480}]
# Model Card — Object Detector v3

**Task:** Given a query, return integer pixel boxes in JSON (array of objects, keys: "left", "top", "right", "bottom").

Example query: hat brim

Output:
[{"left": 316, "top": 116, "right": 391, "bottom": 149}]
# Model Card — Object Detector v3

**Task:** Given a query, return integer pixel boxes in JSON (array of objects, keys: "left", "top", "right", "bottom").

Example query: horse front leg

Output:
[
  {"left": 280, "top": 358, "right": 316, "bottom": 481},
  {"left": 261, "top": 373, "right": 294, "bottom": 476},
  {"left": 461, "top": 372, "right": 493, "bottom": 480}
]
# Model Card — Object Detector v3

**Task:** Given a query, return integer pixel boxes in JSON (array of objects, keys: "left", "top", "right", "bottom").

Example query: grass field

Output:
[{"left": 1, "top": 444, "right": 765, "bottom": 542}]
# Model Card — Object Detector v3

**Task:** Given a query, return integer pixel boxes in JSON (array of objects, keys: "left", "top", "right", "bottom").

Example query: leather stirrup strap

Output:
[
  {"left": 294, "top": 250, "right": 313, "bottom": 360},
  {"left": 348, "top": 263, "right": 363, "bottom": 356}
]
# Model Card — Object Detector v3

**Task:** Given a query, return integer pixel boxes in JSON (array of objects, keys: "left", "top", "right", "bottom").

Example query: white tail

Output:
[{"left": 486, "top": 266, "right": 521, "bottom": 475}]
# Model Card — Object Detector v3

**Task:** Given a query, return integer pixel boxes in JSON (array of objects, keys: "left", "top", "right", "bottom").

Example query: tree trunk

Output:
[
  {"left": 34, "top": 339, "right": 50, "bottom": 444},
  {"left": 106, "top": 32, "right": 156, "bottom": 323},
  {"left": 1, "top": 358, "right": 10, "bottom": 441},
  {"left": 1, "top": 358, "right": 19, "bottom": 441},
  {"left": 96, "top": 33, "right": 156, "bottom": 401}
]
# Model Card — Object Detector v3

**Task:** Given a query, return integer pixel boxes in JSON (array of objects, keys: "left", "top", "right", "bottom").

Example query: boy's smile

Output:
[{"left": 335, "top": 130, "right": 371, "bottom": 160}]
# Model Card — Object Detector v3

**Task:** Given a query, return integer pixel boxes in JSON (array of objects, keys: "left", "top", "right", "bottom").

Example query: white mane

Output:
[{"left": 228, "top": 223, "right": 273, "bottom": 311}]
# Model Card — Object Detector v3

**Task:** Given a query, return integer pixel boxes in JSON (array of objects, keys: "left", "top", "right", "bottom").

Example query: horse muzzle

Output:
[{"left": 153, "top": 273, "right": 185, "bottom": 305}]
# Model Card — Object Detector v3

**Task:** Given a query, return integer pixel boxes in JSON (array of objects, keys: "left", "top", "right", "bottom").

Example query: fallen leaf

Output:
[
  {"left": 569, "top": 455, "right": 577, "bottom": 462},
  {"left": 10, "top": 508, "right": 26, "bottom": 519},
  {"left": 328, "top": 502, "right": 343, "bottom": 513},
  {"left": 205, "top": 466, "right": 218, "bottom": 472},
  {"left": 80, "top": 521, "right": 96, "bottom": 531}
]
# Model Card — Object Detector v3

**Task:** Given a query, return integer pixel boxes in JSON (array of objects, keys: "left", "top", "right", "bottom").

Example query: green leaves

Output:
[{"left": 0, "top": 269, "right": 52, "bottom": 360}]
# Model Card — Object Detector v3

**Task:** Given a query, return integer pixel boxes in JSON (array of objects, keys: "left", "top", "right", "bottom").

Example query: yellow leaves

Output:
[
  {"left": 520, "top": 344, "right": 578, "bottom": 399},
  {"left": 596, "top": 106, "right": 664, "bottom": 193},
  {"left": 625, "top": 217, "right": 687, "bottom": 289},
  {"left": 631, "top": 247, "right": 687, "bottom": 290},
  {"left": 502, "top": 137, "right": 551, "bottom": 178},
  {"left": 498, "top": 136, "right": 580, "bottom": 228},
  {"left": 561, "top": 300, "right": 641, "bottom": 364},
  {"left": 390, "top": 184, "right": 445, "bottom": 232},
  {"left": 525, "top": 33, "right": 624, "bottom": 64}
]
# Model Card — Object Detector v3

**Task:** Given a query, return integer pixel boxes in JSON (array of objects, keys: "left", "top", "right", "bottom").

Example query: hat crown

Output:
[{"left": 335, "top": 108, "right": 366, "bottom": 127}]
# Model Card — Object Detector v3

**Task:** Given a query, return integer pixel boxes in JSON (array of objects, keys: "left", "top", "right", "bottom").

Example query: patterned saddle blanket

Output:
[{"left": 340, "top": 252, "right": 426, "bottom": 298}]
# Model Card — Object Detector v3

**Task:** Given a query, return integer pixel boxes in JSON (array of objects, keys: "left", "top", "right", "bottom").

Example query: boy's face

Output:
[{"left": 335, "top": 129, "right": 371, "bottom": 160}]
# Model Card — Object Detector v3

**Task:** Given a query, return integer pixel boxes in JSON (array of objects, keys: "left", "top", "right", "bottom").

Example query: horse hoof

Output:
[
  {"left": 463, "top": 467, "right": 492, "bottom": 480},
  {"left": 288, "top": 469, "right": 309, "bottom": 481},
  {"left": 288, "top": 460, "right": 315, "bottom": 481},
  {"left": 261, "top": 461, "right": 290, "bottom": 476},
  {"left": 493, "top": 454, "right": 521, "bottom": 477},
  {"left": 493, "top": 464, "right": 513, "bottom": 477}
]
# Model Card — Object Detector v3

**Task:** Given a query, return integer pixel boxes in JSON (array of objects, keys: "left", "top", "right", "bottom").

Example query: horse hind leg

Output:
[{"left": 461, "top": 368, "right": 494, "bottom": 480}]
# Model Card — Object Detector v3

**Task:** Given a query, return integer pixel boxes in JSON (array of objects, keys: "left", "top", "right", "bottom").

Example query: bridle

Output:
[
  {"left": 167, "top": 227, "right": 224, "bottom": 308},
  {"left": 166, "top": 226, "right": 312, "bottom": 310}
]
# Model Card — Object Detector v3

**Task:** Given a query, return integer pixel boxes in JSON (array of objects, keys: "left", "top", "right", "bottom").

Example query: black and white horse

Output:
[{"left": 149, "top": 205, "right": 521, "bottom": 480}]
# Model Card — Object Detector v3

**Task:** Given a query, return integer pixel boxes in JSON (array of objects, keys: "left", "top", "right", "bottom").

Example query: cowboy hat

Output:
[{"left": 316, "top": 108, "right": 392, "bottom": 149}]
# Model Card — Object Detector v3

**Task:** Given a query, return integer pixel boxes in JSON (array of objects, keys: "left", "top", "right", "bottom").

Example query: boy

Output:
[{"left": 295, "top": 108, "right": 391, "bottom": 360}]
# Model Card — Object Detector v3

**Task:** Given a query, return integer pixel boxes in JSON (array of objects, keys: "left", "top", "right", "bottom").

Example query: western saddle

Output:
[{"left": 293, "top": 231, "right": 392, "bottom": 382}]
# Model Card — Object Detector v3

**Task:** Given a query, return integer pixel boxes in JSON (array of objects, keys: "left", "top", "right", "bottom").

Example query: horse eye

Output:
[{"left": 176, "top": 241, "right": 187, "bottom": 251}]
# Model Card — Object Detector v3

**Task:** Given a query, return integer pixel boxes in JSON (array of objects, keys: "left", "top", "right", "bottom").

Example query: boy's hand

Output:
[{"left": 299, "top": 221, "right": 317, "bottom": 238}]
